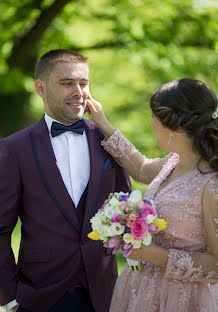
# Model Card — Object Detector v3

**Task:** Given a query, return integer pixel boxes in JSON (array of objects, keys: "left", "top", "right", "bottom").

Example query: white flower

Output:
[
  {"left": 143, "top": 232, "right": 152, "bottom": 246},
  {"left": 129, "top": 190, "right": 142, "bottom": 203},
  {"left": 95, "top": 223, "right": 107, "bottom": 234},
  {"left": 132, "top": 239, "right": 142, "bottom": 249},
  {"left": 104, "top": 206, "right": 115, "bottom": 219},
  {"left": 109, "top": 197, "right": 121, "bottom": 207},
  {"left": 99, "top": 233, "right": 107, "bottom": 241},
  {"left": 114, "top": 206, "right": 124, "bottom": 215},
  {"left": 111, "top": 222, "right": 125, "bottom": 235},
  {"left": 146, "top": 214, "right": 156, "bottom": 224},
  {"left": 123, "top": 233, "right": 134, "bottom": 244},
  {"left": 105, "top": 226, "right": 115, "bottom": 237},
  {"left": 91, "top": 215, "right": 103, "bottom": 230}
]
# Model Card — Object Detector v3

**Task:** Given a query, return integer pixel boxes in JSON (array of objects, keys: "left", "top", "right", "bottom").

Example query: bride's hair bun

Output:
[{"left": 150, "top": 78, "right": 218, "bottom": 171}]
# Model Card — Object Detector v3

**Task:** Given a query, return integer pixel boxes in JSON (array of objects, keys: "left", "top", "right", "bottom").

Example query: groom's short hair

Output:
[{"left": 35, "top": 49, "right": 88, "bottom": 82}]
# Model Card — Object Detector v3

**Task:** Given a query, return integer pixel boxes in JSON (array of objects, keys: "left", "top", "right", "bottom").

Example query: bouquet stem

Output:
[{"left": 126, "top": 259, "right": 143, "bottom": 271}]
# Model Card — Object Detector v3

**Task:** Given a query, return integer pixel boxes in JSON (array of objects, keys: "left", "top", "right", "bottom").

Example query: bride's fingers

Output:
[
  {"left": 85, "top": 105, "right": 91, "bottom": 115},
  {"left": 87, "top": 92, "right": 92, "bottom": 100},
  {"left": 86, "top": 99, "right": 97, "bottom": 113},
  {"left": 91, "top": 98, "right": 102, "bottom": 111},
  {"left": 87, "top": 98, "right": 102, "bottom": 112}
]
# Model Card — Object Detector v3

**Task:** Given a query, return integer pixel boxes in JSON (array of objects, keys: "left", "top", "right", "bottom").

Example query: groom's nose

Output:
[{"left": 71, "top": 84, "right": 83, "bottom": 97}]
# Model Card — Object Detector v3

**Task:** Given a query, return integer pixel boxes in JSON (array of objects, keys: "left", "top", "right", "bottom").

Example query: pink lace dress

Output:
[{"left": 102, "top": 130, "right": 218, "bottom": 312}]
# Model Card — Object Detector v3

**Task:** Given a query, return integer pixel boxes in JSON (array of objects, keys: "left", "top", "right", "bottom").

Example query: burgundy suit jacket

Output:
[{"left": 0, "top": 117, "right": 131, "bottom": 312}]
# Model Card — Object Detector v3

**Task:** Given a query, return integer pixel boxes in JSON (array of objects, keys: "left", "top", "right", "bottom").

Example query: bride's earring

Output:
[{"left": 168, "top": 131, "right": 173, "bottom": 145}]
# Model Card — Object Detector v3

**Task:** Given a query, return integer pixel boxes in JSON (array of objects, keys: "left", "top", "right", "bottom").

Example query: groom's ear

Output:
[{"left": 35, "top": 79, "right": 46, "bottom": 99}]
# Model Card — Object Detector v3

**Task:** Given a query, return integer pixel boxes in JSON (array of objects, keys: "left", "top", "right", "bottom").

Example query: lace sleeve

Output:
[
  {"left": 165, "top": 174, "right": 218, "bottom": 284},
  {"left": 102, "top": 129, "right": 169, "bottom": 184}
]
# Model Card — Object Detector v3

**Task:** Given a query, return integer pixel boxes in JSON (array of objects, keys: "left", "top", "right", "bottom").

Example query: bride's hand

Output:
[
  {"left": 128, "top": 242, "right": 168, "bottom": 267},
  {"left": 86, "top": 95, "right": 106, "bottom": 126},
  {"left": 86, "top": 95, "right": 115, "bottom": 139}
]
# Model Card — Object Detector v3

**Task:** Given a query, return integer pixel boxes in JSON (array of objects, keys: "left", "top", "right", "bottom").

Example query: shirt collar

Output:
[{"left": 44, "top": 113, "right": 63, "bottom": 133}]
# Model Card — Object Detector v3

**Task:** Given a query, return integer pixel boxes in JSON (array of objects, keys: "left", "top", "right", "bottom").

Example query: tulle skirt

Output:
[{"left": 109, "top": 262, "right": 218, "bottom": 312}]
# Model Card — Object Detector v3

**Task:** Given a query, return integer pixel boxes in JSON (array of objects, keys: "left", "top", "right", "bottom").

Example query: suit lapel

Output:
[
  {"left": 81, "top": 120, "right": 104, "bottom": 239},
  {"left": 30, "top": 117, "right": 81, "bottom": 232}
]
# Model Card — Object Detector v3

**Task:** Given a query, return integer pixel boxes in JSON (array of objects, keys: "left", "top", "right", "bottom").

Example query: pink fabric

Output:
[{"left": 110, "top": 153, "right": 218, "bottom": 312}]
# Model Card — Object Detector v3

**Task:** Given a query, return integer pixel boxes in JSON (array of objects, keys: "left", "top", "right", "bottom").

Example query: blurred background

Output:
[{"left": 0, "top": 0, "right": 218, "bottom": 274}]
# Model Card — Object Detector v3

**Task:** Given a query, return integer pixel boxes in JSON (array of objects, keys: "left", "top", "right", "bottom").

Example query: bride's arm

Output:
[
  {"left": 87, "top": 97, "right": 168, "bottom": 184},
  {"left": 102, "top": 129, "right": 169, "bottom": 184}
]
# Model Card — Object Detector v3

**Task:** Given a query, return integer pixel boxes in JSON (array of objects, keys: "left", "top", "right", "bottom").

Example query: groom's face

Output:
[{"left": 44, "top": 62, "right": 89, "bottom": 124}]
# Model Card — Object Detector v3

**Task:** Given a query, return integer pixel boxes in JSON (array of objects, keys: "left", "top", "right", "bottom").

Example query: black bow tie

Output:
[{"left": 51, "top": 120, "right": 85, "bottom": 137}]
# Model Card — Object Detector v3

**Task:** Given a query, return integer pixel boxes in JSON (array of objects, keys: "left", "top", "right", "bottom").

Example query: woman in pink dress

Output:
[{"left": 87, "top": 78, "right": 218, "bottom": 312}]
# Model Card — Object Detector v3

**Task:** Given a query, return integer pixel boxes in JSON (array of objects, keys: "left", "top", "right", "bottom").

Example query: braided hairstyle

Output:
[{"left": 150, "top": 78, "right": 218, "bottom": 172}]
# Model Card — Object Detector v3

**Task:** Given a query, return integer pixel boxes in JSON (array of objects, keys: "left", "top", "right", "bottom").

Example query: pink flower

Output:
[
  {"left": 101, "top": 203, "right": 105, "bottom": 209},
  {"left": 111, "top": 213, "right": 122, "bottom": 223},
  {"left": 136, "top": 200, "right": 144, "bottom": 208},
  {"left": 126, "top": 221, "right": 133, "bottom": 228},
  {"left": 144, "top": 204, "right": 157, "bottom": 214},
  {"left": 139, "top": 206, "right": 156, "bottom": 217},
  {"left": 120, "top": 201, "right": 127, "bottom": 211},
  {"left": 139, "top": 216, "right": 146, "bottom": 222},
  {"left": 131, "top": 220, "right": 148, "bottom": 240},
  {"left": 129, "top": 213, "right": 136, "bottom": 221}
]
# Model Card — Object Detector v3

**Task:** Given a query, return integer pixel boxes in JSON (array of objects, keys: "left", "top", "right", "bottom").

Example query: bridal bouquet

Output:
[{"left": 88, "top": 190, "right": 167, "bottom": 271}]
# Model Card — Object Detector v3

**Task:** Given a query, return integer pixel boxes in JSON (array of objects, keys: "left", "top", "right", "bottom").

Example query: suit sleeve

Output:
[{"left": 0, "top": 140, "right": 20, "bottom": 305}]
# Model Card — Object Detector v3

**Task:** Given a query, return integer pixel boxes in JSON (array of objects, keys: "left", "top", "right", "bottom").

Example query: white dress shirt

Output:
[
  {"left": 44, "top": 113, "right": 90, "bottom": 207},
  {"left": 4, "top": 113, "right": 91, "bottom": 311}
]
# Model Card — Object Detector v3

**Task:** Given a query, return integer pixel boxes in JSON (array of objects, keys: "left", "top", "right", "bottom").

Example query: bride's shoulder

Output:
[{"left": 206, "top": 173, "right": 218, "bottom": 202}]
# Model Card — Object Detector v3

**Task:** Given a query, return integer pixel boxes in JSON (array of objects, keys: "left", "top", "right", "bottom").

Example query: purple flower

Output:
[
  {"left": 143, "top": 199, "right": 151, "bottom": 205},
  {"left": 148, "top": 223, "right": 159, "bottom": 234},
  {"left": 104, "top": 236, "right": 122, "bottom": 255},
  {"left": 121, "top": 243, "right": 133, "bottom": 258},
  {"left": 119, "top": 194, "right": 129, "bottom": 201},
  {"left": 124, "top": 226, "right": 131, "bottom": 233}
]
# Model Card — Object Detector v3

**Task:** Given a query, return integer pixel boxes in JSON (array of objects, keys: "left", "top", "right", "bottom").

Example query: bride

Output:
[{"left": 87, "top": 78, "right": 218, "bottom": 312}]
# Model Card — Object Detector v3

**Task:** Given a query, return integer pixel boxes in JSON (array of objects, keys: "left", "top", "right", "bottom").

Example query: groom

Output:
[{"left": 0, "top": 49, "right": 131, "bottom": 312}]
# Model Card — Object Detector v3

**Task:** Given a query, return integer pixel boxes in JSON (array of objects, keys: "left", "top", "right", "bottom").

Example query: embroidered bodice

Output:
[{"left": 102, "top": 129, "right": 218, "bottom": 284}]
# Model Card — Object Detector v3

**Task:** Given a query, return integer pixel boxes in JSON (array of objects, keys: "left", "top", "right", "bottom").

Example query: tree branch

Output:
[
  {"left": 70, "top": 39, "right": 126, "bottom": 51},
  {"left": 7, "top": 0, "right": 74, "bottom": 74}
]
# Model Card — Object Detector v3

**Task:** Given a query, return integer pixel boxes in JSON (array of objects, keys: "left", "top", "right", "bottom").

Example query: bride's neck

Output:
[{"left": 176, "top": 151, "right": 201, "bottom": 171}]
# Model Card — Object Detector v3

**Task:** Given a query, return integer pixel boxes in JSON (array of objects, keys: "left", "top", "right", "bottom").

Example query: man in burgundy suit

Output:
[{"left": 0, "top": 49, "right": 131, "bottom": 312}]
